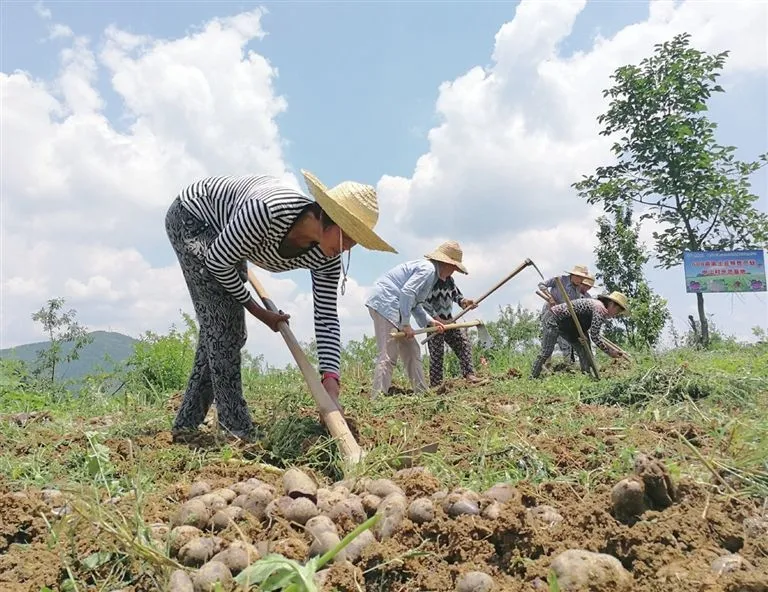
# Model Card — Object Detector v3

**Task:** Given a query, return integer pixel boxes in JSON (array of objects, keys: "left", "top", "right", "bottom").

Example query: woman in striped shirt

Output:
[{"left": 165, "top": 171, "right": 395, "bottom": 441}]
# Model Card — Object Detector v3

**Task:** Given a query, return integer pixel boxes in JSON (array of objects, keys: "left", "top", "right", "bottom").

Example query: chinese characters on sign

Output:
[{"left": 683, "top": 250, "right": 766, "bottom": 293}]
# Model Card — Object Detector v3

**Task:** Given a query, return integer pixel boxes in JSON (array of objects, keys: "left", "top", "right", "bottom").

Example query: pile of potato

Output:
[{"left": 161, "top": 466, "right": 526, "bottom": 591}]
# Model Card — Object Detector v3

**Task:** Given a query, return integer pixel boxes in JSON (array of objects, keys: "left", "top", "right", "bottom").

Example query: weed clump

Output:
[{"left": 580, "top": 363, "right": 758, "bottom": 407}]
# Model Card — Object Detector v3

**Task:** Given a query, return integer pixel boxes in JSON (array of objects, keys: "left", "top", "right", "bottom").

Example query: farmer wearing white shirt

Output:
[{"left": 365, "top": 241, "right": 465, "bottom": 397}]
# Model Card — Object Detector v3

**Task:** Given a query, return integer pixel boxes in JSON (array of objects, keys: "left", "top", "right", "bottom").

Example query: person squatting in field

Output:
[
  {"left": 537, "top": 264, "right": 593, "bottom": 363},
  {"left": 365, "top": 241, "right": 469, "bottom": 397},
  {"left": 422, "top": 242, "right": 483, "bottom": 388},
  {"left": 165, "top": 171, "right": 395, "bottom": 441},
  {"left": 530, "top": 291, "right": 629, "bottom": 379}
]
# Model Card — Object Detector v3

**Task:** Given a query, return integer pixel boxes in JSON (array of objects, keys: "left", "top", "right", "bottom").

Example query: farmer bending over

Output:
[
  {"left": 166, "top": 171, "right": 395, "bottom": 442},
  {"left": 531, "top": 291, "right": 628, "bottom": 379},
  {"left": 538, "top": 264, "right": 592, "bottom": 363},
  {"left": 365, "top": 241, "right": 466, "bottom": 397},
  {"left": 422, "top": 244, "right": 482, "bottom": 387}
]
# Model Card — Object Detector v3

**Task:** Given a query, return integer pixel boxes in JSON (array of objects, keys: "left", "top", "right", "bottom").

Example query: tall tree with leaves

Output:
[
  {"left": 573, "top": 33, "right": 768, "bottom": 347},
  {"left": 594, "top": 205, "right": 669, "bottom": 348},
  {"left": 31, "top": 298, "right": 93, "bottom": 384}
]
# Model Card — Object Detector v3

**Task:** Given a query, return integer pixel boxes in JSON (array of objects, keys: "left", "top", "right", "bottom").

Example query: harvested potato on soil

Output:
[
  {"left": 193, "top": 560, "right": 233, "bottom": 592},
  {"left": 283, "top": 468, "right": 318, "bottom": 501},
  {"left": 241, "top": 488, "right": 274, "bottom": 520},
  {"left": 408, "top": 497, "right": 435, "bottom": 524},
  {"left": 197, "top": 493, "right": 228, "bottom": 512},
  {"left": 483, "top": 483, "right": 518, "bottom": 504},
  {"left": 209, "top": 506, "right": 244, "bottom": 532},
  {"left": 633, "top": 454, "right": 676, "bottom": 509},
  {"left": 446, "top": 497, "right": 480, "bottom": 517},
  {"left": 362, "top": 494, "right": 382, "bottom": 516},
  {"left": 284, "top": 497, "right": 320, "bottom": 525},
  {"left": 169, "top": 569, "right": 194, "bottom": 592},
  {"left": 337, "top": 529, "right": 375, "bottom": 562},
  {"left": 550, "top": 549, "right": 632, "bottom": 591},
  {"left": 527, "top": 505, "right": 563, "bottom": 527},
  {"left": 366, "top": 478, "right": 404, "bottom": 498},
  {"left": 169, "top": 526, "right": 204, "bottom": 556},
  {"left": 188, "top": 481, "right": 211, "bottom": 499},
  {"left": 611, "top": 477, "right": 647, "bottom": 523},
  {"left": 171, "top": 499, "right": 211, "bottom": 530},
  {"left": 328, "top": 497, "right": 366, "bottom": 522},
  {"left": 375, "top": 493, "right": 407, "bottom": 539},
  {"left": 211, "top": 488, "right": 236, "bottom": 503},
  {"left": 211, "top": 541, "right": 259, "bottom": 575},
  {"left": 178, "top": 537, "right": 223, "bottom": 567},
  {"left": 481, "top": 502, "right": 501, "bottom": 520},
  {"left": 455, "top": 570, "right": 494, "bottom": 592}
]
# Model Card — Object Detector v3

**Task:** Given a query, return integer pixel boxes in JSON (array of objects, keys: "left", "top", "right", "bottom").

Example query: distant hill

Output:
[{"left": 0, "top": 331, "right": 138, "bottom": 381}]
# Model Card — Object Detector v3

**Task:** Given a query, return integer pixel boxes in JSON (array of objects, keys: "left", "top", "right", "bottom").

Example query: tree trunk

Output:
[{"left": 696, "top": 292, "right": 709, "bottom": 347}]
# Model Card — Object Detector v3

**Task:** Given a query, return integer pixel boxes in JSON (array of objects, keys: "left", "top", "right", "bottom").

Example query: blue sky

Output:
[{"left": 1, "top": 0, "right": 766, "bottom": 366}]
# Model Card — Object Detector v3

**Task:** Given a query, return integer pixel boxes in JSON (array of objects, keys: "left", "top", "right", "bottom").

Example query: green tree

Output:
[
  {"left": 573, "top": 33, "right": 768, "bottom": 347},
  {"left": 31, "top": 297, "right": 93, "bottom": 384},
  {"left": 594, "top": 205, "right": 669, "bottom": 348}
]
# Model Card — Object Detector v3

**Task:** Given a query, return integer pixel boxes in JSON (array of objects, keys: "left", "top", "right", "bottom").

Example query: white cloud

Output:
[{"left": 2, "top": 0, "right": 766, "bottom": 370}]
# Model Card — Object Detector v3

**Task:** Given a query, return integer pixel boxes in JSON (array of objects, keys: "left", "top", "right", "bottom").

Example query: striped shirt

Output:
[
  {"left": 550, "top": 298, "right": 611, "bottom": 354},
  {"left": 178, "top": 175, "right": 343, "bottom": 374},
  {"left": 424, "top": 277, "right": 464, "bottom": 320}
]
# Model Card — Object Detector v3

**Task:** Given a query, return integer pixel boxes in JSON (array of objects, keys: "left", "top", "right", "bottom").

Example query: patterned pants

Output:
[
  {"left": 531, "top": 312, "right": 591, "bottom": 378},
  {"left": 165, "top": 198, "right": 254, "bottom": 437},
  {"left": 540, "top": 304, "right": 573, "bottom": 361},
  {"left": 426, "top": 326, "right": 475, "bottom": 387}
]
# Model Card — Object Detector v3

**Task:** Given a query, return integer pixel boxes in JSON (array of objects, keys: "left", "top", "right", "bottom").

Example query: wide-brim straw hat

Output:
[
  {"left": 425, "top": 240, "right": 468, "bottom": 274},
  {"left": 565, "top": 264, "right": 591, "bottom": 278},
  {"left": 598, "top": 291, "right": 629, "bottom": 312},
  {"left": 582, "top": 275, "right": 596, "bottom": 288},
  {"left": 301, "top": 170, "right": 397, "bottom": 253}
]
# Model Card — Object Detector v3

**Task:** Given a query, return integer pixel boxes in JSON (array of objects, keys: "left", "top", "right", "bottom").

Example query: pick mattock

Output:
[
  {"left": 246, "top": 268, "right": 364, "bottom": 467},
  {"left": 553, "top": 276, "right": 600, "bottom": 380},
  {"left": 422, "top": 258, "right": 543, "bottom": 346}
]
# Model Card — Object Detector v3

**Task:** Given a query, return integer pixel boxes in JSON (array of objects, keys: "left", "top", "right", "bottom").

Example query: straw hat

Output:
[
  {"left": 425, "top": 240, "right": 468, "bottom": 274},
  {"left": 598, "top": 291, "right": 629, "bottom": 312},
  {"left": 301, "top": 170, "right": 396, "bottom": 253},
  {"left": 582, "top": 275, "right": 595, "bottom": 288},
  {"left": 566, "top": 264, "right": 591, "bottom": 278}
]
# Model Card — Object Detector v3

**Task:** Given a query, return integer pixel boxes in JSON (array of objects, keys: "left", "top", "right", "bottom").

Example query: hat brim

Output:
[
  {"left": 598, "top": 294, "right": 627, "bottom": 312},
  {"left": 302, "top": 170, "right": 397, "bottom": 253},
  {"left": 425, "top": 253, "right": 468, "bottom": 274},
  {"left": 565, "top": 269, "right": 591, "bottom": 279}
]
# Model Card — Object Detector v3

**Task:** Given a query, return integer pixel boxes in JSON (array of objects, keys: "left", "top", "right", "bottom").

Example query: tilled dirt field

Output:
[{"left": 2, "top": 457, "right": 766, "bottom": 592}]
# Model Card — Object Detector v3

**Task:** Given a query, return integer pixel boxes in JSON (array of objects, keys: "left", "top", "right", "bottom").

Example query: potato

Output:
[
  {"left": 456, "top": 571, "right": 494, "bottom": 592},
  {"left": 306, "top": 515, "right": 338, "bottom": 538},
  {"left": 527, "top": 505, "right": 563, "bottom": 528},
  {"left": 230, "top": 481, "right": 257, "bottom": 496},
  {"left": 633, "top": 454, "right": 676, "bottom": 509},
  {"left": 328, "top": 497, "right": 366, "bottom": 523},
  {"left": 362, "top": 494, "right": 382, "bottom": 517},
  {"left": 169, "top": 526, "right": 204, "bottom": 556},
  {"left": 483, "top": 483, "right": 518, "bottom": 504},
  {"left": 481, "top": 502, "right": 501, "bottom": 520},
  {"left": 431, "top": 490, "right": 449, "bottom": 503},
  {"left": 148, "top": 523, "right": 169, "bottom": 541},
  {"left": 209, "top": 506, "right": 245, "bottom": 532},
  {"left": 265, "top": 495, "right": 293, "bottom": 519},
  {"left": 550, "top": 549, "right": 632, "bottom": 591},
  {"left": 308, "top": 530, "right": 342, "bottom": 558},
  {"left": 284, "top": 497, "right": 319, "bottom": 525},
  {"left": 188, "top": 481, "right": 211, "bottom": 499},
  {"left": 171, "top": 500, "right": 211, "bottom": 530},
  {"left": 197, "top": 494, "right": 228, "bottom": 512},
  {"left": 317, "top": 488, "right": 347, "bottom": 514},
  {"left": 447, "top": 498, "right": 480, "bottom": 518},
  {"left": 407, "top": 498, "right": 435, "bottom": 524},
  {"left": 211, "top": 488, "right": 236, "bottom": 503},
  {"left": 283, "top": 468, "right": 318, "bottom": 501},
  {"left": 241, "top": 488, "right": 275, "bottom": 520},
  {"left": 611, "top": 478, "right": 647, "bottom": 524},
  {"left": 193, "top": 560, "right": 233, "bottom": 592},
  {"left": 374, "top": 493, "right": 407, "bottom": 539},
  {"left": 337, "top": 529, "right": 375, "bottom": 562},
  {"left": 366, "top": 479, "right": 404, "bottom": 498},
  {"left": 211, "top": 542, "right": 259, "bottom": 575},
  {"left": 451, "top": 488, "right": 481, "bottom": 503},
  {"left": 169, "top": 569, "right": 194, "bottom": 592},
  {"left": 178, "top": 536, "right": 222, "bottom": 567}
]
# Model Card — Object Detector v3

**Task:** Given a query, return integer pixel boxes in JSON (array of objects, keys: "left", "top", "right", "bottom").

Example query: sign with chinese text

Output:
[{"left": 683, "top": 250, "right": 766, "bottom": 293}]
